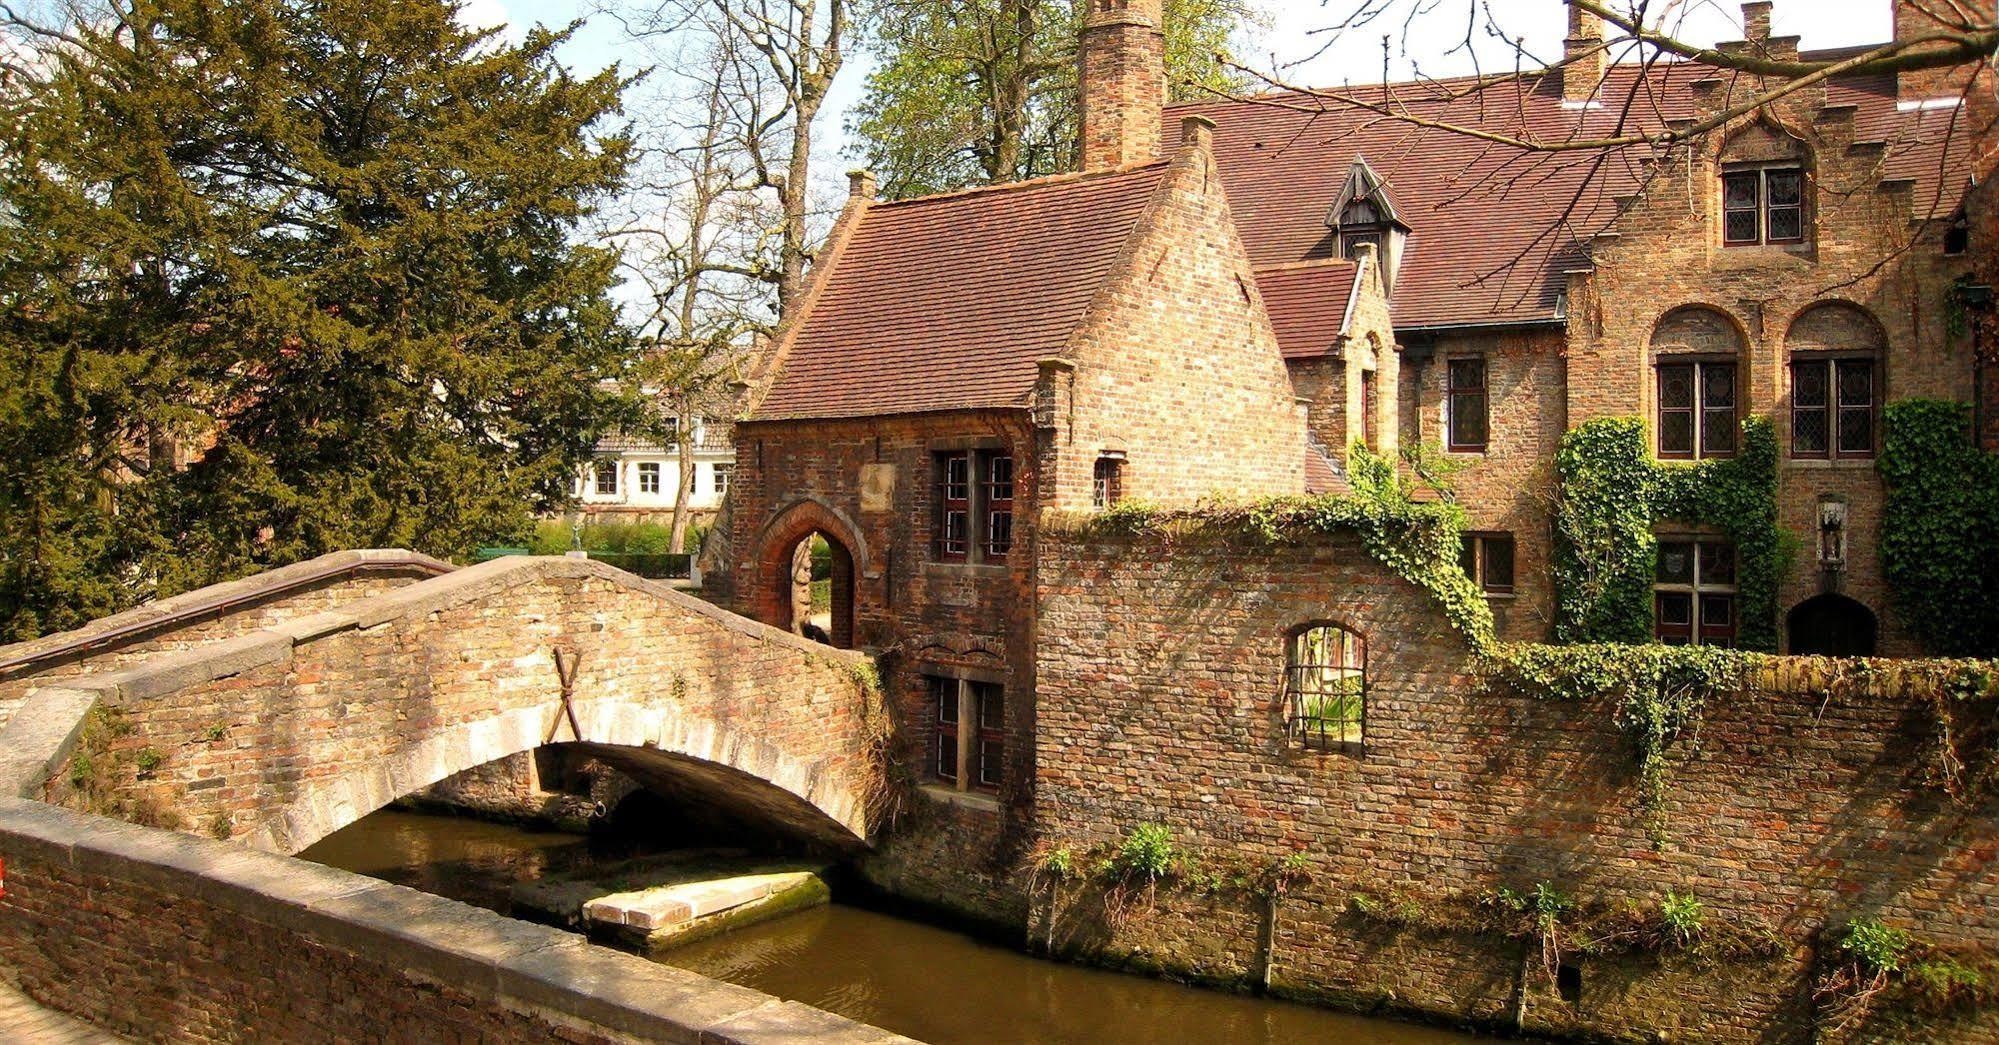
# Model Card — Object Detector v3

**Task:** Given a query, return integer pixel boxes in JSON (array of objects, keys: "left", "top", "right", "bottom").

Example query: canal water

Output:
[{"left": 301, "top": 810, "right": 1484, "bottom": 1044}]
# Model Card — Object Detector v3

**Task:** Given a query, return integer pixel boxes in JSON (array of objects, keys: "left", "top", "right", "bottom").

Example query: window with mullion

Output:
[
  {"left": 1654, "top": 538, "right": 1737, "bottom": 647},
  {"left": 1657, "top": 360, "right": 1737, "bottom": 460},
  {"left": 1722, "top": 166, "right": 1806, "bottom": 246},
  {"left": 1792, "top": 356, "right": 1876, "bottom": 459},
  {"left": 1446, "top": 358, "right": 1489, "bottom": 452}
]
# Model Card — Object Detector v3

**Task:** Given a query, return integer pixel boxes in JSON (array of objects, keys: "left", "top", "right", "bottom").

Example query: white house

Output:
[{"left": 571, "top": 417, "right": 734, "bottom": 523}]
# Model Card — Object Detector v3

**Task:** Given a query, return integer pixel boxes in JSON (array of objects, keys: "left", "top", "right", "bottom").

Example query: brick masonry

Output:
[
  {"left": 1569, "top": 75, "right": 1984, "bottom": 655},
  {"left": 3, "top": 556, "right": 877, "bottom": 854},
  {"left": 0, "top": 797, "right": 908, "bottom": 1044},
  {"left": 1020, "top": 524, "right": 1999, "bottom": 1041},
  {"left": 0, "top": 550, "right": 450, "bottom": 733}
]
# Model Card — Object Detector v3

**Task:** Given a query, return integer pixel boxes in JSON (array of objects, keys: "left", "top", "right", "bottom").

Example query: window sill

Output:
[
  {"left": 1483, "top": 591, "right": 1518, "bottom": 602},
  {"left": 918, "top": 784, "right": 1001, "bottom": 813},
  {"left": 924, "top": 560, "right": 1011, "bottom": 576},
  {"left": 1785, "top": 456, "right": 1877, "bottom": 470}
]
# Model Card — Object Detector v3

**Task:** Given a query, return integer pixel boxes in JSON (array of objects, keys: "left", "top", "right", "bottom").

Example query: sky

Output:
[{"left": 473, "top": 0, "right": 1905, "bottom": 167}]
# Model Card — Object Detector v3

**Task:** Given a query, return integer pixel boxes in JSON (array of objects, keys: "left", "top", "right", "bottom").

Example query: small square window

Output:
[
  {"left": 637, "top": 462, "right": 661, "bottom": 495},
  {"left": 592, "top": 460, "right": 618, "bottom": 496}
]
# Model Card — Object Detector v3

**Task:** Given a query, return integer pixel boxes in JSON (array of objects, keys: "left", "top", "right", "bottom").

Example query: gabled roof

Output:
[
  {"left": 1179, "top": 54, "right": 1981, "bottom": 339},
  {"left": 1326, "top": 157, "right": 1402, "bottom": 228},
  {"left": 752, "top": 164, "right": 1167, "bottom": 421},
  {"left": 1256, "top": 259, "right": 1359, "bottom": 360}
]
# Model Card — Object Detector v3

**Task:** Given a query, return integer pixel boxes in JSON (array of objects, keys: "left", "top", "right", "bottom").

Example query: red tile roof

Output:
[
  {"left": 1182, "top": 55, "right": 1981, "bottom": 341},
  {"left": 1256, "top": 260, "right": 1359, "bottom": 360},
  {"left": 754, "top": 164, "right": 1167, "bottom": 420}
]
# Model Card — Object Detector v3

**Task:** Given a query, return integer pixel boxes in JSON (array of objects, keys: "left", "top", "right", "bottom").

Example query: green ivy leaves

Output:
[
  {"left": 1880, "top": 401, "right": 1999, "bottom": 656},
  {"left": 1552, "top": 417, "right": 1785, "bottom": 651}
]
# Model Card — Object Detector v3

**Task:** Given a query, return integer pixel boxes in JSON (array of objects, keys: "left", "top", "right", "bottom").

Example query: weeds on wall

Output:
[
  {"left": 57, "top": 705, "right": 186, "bottom": 831},
  {"left": 1551, "top": 417, "right": 1784, "bottom": 651},
  {"left": 1815, "top": 918, "right": 1999, "bottom": 1035},
  {"left": 1879, "top": 400, "right": 1999, "bottom": 657},
  {"left": 1072, "top": 443, "right": 1497, "bottom": 651},
  {"left": 1345, "top": 878, "right": 1784, "bottom": 969},
  {"left": 1483, "top": 642, "right": 1751, "bottom": 846}
]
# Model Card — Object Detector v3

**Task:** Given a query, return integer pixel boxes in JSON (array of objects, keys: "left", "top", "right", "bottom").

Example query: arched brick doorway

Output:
[
  {"left": 1786, "top": 593, "right": 1877, "bottom": 657},
  {"left": 754, "top": 500, "right": 866, "bottom": 649}
]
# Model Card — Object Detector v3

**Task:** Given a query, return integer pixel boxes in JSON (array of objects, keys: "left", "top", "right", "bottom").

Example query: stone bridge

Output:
[{"left": 0, "top": 551, "right": 881, "bottom": 854}]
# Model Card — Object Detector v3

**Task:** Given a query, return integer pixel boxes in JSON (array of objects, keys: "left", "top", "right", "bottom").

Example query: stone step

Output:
[{"left": 582, "top": 871, "right": 812, "bottom": 932}]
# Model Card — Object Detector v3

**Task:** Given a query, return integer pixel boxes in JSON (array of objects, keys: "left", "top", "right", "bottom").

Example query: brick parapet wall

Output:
[
  {"left": 0, "top": 797, "right": 907, "bottom": 1043},
  {"left": 0, "top": 550, "right": 451, "bottom": 733},
  {"left": 0, "top": 555, "right": 875, "bottom": 853},
  {"left": 1025, "top": 526, "right": 1999, "bottom": 1040}
]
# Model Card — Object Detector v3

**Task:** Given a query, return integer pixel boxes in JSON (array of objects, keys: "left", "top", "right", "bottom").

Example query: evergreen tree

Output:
[
  {"left": 846, "top": 0, "right": 1257, "bottom": 197},
  {"left": 0, "top": 0, "right": 637, "bottom": 639}
]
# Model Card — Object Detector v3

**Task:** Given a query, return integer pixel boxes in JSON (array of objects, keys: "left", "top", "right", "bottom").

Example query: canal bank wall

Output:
[
  {"left": 983, "top": 527, "right": 1999, "bottom": 1043},
  {"left": 0, "top": 797, "right": 911, "bottom": 1043}
]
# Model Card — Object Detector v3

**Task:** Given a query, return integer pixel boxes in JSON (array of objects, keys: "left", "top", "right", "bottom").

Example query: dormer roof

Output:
[{"left": 1325, "top": 157, "right": 1403, "bottom": 229}]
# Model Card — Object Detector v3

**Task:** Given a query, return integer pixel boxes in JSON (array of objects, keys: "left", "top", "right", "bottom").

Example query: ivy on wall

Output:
[
  {"left": 1552, "top": 417, "right": 1785, "bottom": 651},
  {"left": 1073, "top": 443, "right": 1498, "bottom": 651},
  {"left": 1880, "top": 401, "right": 1999, "bottom": 657}
]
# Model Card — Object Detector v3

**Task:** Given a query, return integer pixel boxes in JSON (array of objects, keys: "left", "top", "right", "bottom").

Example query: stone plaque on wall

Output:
[{"left": 860, "top": 463, "right": 896, "bottom": 512}]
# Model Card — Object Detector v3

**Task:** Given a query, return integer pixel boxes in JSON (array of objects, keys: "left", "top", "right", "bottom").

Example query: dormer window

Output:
[
  {"left": 1326, "top": 157, "right": 1406, "bottom": 275},
  {"left": 1722, "top": 166, "right": 1805, "bottom": 246}
]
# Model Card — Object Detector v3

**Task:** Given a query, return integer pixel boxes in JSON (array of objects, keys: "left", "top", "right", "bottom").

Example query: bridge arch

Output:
[{"left": 245, "top": 695, "right": 867, "bottom": 855}]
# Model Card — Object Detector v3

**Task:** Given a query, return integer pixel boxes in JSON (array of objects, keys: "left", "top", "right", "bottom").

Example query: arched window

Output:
[
  {"left": 1285, "top": 623, "right": 1365, "bottom": 750},
  {"left": 1650, "top": 307, "right": 1746, "bottom": 460},
  {"left": 1786, "top": 303, "right": 1884, "bottom": 460}
]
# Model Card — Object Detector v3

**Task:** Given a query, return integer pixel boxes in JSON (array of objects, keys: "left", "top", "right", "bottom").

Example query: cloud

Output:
[{"left": 455, "top": 0, "right": 525, "bottom": 43}]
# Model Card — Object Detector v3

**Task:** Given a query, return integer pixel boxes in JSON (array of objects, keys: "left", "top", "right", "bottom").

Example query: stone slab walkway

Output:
[{"left": 0, "top": 982, "right": 125, "bottom": 1044}]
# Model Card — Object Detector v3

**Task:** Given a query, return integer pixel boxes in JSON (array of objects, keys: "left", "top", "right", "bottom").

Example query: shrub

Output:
[{"left": 1843, "top": 919, "right": 1911, "bottom": 974}]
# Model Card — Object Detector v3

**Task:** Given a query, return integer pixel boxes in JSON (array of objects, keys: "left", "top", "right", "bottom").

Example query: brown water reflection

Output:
[
  {"left": 305, "top": 810, "right": 1488, "bottom": 1045},
  {"left": 664, "top": 902, "right": 1482, "bottom": 1045}
]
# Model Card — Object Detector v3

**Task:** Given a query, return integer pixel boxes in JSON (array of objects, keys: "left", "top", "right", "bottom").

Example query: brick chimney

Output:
[
  {"left": 1562, "top": 1, "right": 1606, "bottom": 106},
  {"left": 1742, "top": 1, "right": 1773, "bottom": 43},
  {"left": 1079, "top": 0, "right": 1166, "bottom": 171},
  {"left": 1894, "top": 0, "right": 1993, "bottom": 108}
]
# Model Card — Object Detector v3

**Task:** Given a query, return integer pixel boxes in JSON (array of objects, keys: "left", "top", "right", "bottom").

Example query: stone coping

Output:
[
  {"left": 0, "top": 548, "right": 455, "bottom": 680},
  {"left": 0, "top": 553, "right": 870, "bottom": 802},
  {"left": 0, "top": 797, "right": 914, "bottom": 1043}
]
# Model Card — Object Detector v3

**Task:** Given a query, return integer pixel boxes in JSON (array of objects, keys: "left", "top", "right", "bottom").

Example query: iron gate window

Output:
[
  {"left": 1286, "top": 623, "right": 1365, "bottom": 750},
  {"left": 1655, "top": 538, "right": 1737, "bottom": 646},
  {"left": 1446, "top": 358, "right": 1489, "bottom": 452},
  {"left": 1093, "top": 455, "right": 1124, "bottom": 508},
  {"left": 1790, "top": 357, "right": 1875, "bottom": 458},
  {"left": 935, "top": 450, "right": 1014, "bottom": 562}
]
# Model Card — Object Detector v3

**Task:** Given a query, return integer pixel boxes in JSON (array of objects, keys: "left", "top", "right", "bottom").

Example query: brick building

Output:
[{"left": 724, "top": 0, "right": 1989, "bottom": 825}]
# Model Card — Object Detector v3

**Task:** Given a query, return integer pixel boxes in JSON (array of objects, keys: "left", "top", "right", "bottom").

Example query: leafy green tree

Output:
[
  {"left": 0, "top": 0, "right": 637, "bottom": 639},
  {"left": 847, "top": 0, "right": 1259, "bottom": 197}
]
